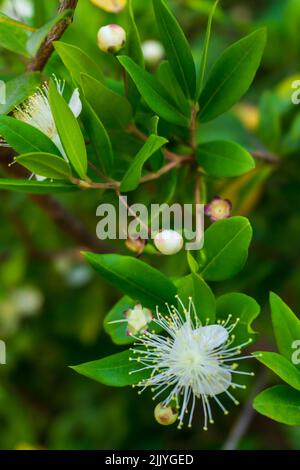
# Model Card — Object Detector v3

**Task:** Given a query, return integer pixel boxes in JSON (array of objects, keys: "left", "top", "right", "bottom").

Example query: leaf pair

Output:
[{"left": 253, "top": 294, "right": 300, "bottom": 426}]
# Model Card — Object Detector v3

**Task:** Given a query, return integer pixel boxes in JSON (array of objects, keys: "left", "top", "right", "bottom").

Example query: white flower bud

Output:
[
  {"left": 154, "top": 403, "right": 178, "bottom": 426},
  {"left": 142, "top": 40, "right": 165, "bottom": 67},
  {"left": 154, "top": 230, "right": 183, "bottom": 256},
  {"left": 97, "top": 24, "right": 126, "bottom": 54},
  {"left": 125, "top": 304, "right": 153, "bottom": 336}
]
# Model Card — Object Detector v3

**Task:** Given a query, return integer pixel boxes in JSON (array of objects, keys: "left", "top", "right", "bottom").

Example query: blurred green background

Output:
[{"left": 1, "top": 0, "right": 300, "bottom": 450}]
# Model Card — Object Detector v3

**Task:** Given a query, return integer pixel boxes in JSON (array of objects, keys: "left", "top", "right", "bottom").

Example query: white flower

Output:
[
  {"left": 142, "top": 40, "right": 165, "bottom": 67},
  {"left": 108, "top": 304, "right": 153, "bottom": 336},
  {"left": 154, "top": 230, "right": 183, "bottom": 255},
  {"left": 97, "top": 24, "right": 126, "bottom": 54},
  {"left": 14, "top": 78, "right": 82, "bottom": 180},
  {"left": 129, "top": 297, "right": 254, "bottom": 430}
]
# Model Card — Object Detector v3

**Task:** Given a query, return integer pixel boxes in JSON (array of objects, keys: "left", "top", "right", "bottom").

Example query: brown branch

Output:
[
  {"left": 27, "top": 0, "right": 78, "bottom": 72},
  {"left": 251, "top": 151, "right": 279, "bottom": 164}
]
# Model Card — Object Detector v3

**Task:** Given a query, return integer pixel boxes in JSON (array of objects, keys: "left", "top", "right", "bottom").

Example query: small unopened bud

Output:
[
  {"left": 154, "top": 403, "right": 178, "bottom": 426},
  {"left": 97, "top": 24, "right": 126, "bottom": 54},
  {"left": 90, "top": 0, "right": 127, "bottom": 13},
  {"left": 125, "top": 304, "right": 153, "bottom": 336},
  {"left": 154, "top": 230, "right": 183, "bottom": 255},
  {"left": 142, "top": 40, "right": 165, "bottom": 67},
  {"left": 125, "top": 237, "right": 145, "bottom": 255},
  {"left": 205, "top": 197, "right": 232, "bottom": 222}
]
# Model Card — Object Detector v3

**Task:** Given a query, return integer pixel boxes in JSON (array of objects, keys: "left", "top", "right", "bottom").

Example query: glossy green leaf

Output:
[
  {"left": 196, "top": 0, "right": 219, "bottom": 100},
  {"left": 153, "top": 0, "right": 196, "bottom": 98},
  {"left": 270, "top": 293, "right": 300, "bottom": 367},
  {"left": 120, "top": 134, "right": 168, "bottom": 192},
  {"left": 54, "top": 41, "right": 105, "bottom": 85},
  {"left": 83, "top": 252, "right": 177, "bottom": 311},
  {"left": 199, "top": 217, "right": 253, "bottom": 281},
  {"left": 27, "top": 10, "right": 73, "bottom": 57},
  {"left": 177, "top": 273, "right": 216, "bottom": 323},
  {"left": 0, "top": 179, "right": 77, "bottom": 194},
  {"left": 118, "top": 56, "right": 190, "bottom": 127},
  {"left": 0, "top": 13, "right": 31, "bottom": 56},
  {"left": 15, "top": 153, "right": 72, "bottom": 180},
  {"left": 216, "top": 293, "right": 260, "bottom": 344},
  {"left": 196, "top": 140, "right": 255, "bottom": 177},
  {"left": 0, "top": 73, "right": 41, "bottom": 115},
  {"left": 253, "top": 385, "right": 300, "bottom": 426},
  {"left": 81, "top": 73, "right": 132, "bottom": 129},
  {"left": 199, "top": 29, "right": 267, "bottom": 122},
  {"left": 256, "top": 352, "right": 300, "bottom": 391},
  {"left": 156, "top": 61, "right": 191, "bottom": 116},
  {"left": 48, "top": 80, "right": 87, "bottom": 180},
  {"left": 71, "top": 350, "right": 150, "bottom": 387},
  {"left": 0, "top": 115, "right": 60, "bottom": 156},
  {"left": 81, "top": 99, "right": 114, "bottom": 176}
]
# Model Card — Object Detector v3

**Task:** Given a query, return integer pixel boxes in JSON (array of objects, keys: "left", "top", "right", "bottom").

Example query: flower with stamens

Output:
[
  {"left": 129, "top": 297, "right": 254, "bottom": 430},
  {"left": 14, "top": 78, "right": 82, "bottom": 180},
  {"left": 205, "top": 196, "right": 232, "bottom": 222}
]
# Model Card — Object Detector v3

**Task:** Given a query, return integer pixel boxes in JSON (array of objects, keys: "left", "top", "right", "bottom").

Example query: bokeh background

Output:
[{"left": 0, "top": 0, "right": 300, "bottom": 450}]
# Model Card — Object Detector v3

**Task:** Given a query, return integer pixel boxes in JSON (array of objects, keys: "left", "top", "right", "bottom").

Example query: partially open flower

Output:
[
  {"left": 125, "top": 304, "right": 153, "bottom": 336},
  {"left": 97, "top": 24, "right": 126, "bottom": 54},
  {"left": 205, "top": 197, "right": 232, "bottom": 222},
  {"left": 154, "top": 230, "right": 183, "bottom": 255},
  {"left": 154, "top": 403, "right": 178, "bottom": 426},
  {"left": 90, "top": 0, "right": 127, "bottom": 13},
  {"left": 142, "top": 40, "right": 165, "bottom": 67}
]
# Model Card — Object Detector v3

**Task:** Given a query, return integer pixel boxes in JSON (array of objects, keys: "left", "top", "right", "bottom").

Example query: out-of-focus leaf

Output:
[
  {"left": 0, "top": 13, "right": 32, "bottom": 56},
  {"left": 259, "top": 91, "right": 281, "bottom": 152}
]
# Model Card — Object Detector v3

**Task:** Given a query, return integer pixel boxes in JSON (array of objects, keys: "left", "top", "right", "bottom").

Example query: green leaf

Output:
[
  {"left": 259, "top": 92, "right": 281, "bottom": 152},
  {"left": 104, "top": 296, "right": 137, "bottom": 346},
  {"left": 256, "top": 352, "right": 300, "bottom": 391},
  {"left": 177, "top": 273, "right": 216, "bottom": 323},
  {"left": 125, "top": 0, "right": 144, "bottom": 111},
  {"left": 71, "top": 350, "right": 149, "bottom": 387},
  {"left": 199, "top": 29, "right": 267, "bottom": 122},
  {"left": 270, "top": 293, "right": 300, "bottom": 367},
  {"left": 0, "top": 73, "right": 41, "bottom": 115},
  {"left": 196, "top": 140, "right": 255, "bottom": 178},
  {"left": 15, "top": 153, "right": 72, "bottom": 180},
  {"left": 0, "top": 179, "right": 77, "bottom": 194},
  {"left": 199, "top": 217, "right": 253, "bottom": 281},
  {"left": 216, "top": 293, "right": 260, "bottom": 344},
  {"left": 153, "top": 0, "right": 196, "bottom": 98},
  {"left": 81, "top": 98, "right": 114, "bottom": 176},
  {"left": 253, "top": 385, "right": 300, "bottom": 426},
  {"left": 0, "top": 13, "right": 31, "bottom": 56},
  {"left": 83, "top": 252, "right": 177, "bottom": 311},
  {"left": 27, "top": 10, "right": 73, "bottom": 57},
  {"left": 196, "top": 0, "right": 219, "bottom": 100},
  {"left": 118, "top": 56, "right": 190, "bottom": 127},
  {"left": 0, "top": 115, "right": 60, "bottom": 156},
  {"left": 48, "top": 80, "right": 87, "bottom": 180},
  {"left": 156, "top": 61, "right": 191, "bottom": 116},
  {"left": 120, "top": 134, "right": 168, "bottom": 192},
  {"left": 81, "top": 73, "right": 132, "bottom": 129},
  {"left": 54, "top": 41, "right": 105, "bottom": 85}
]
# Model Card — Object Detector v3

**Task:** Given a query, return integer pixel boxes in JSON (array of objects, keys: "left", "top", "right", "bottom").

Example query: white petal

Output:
[
  {"left": 35, "top": 174, "right": 47, "bottom": 182},
  {"left": 68, "top": 89, "right": 82, "bottom": 118},
  {"left": 198, "top": 325, "right": 229, "bottom": 349},
  {"left": 199, "top": 368, "right": 232, "bottom": 396}
]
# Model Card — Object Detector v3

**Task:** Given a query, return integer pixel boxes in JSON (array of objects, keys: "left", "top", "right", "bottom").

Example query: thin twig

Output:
[{"left": 251, "top": 151, "right": 279, "bottom": 164}]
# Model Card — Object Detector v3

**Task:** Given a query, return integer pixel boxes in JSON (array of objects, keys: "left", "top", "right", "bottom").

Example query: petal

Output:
[
  {"left": 68, "top": 89, "right": 82, "bottom": 118},
  {"left": 199, "top": 325, "right": 229, "bottom": 349}
]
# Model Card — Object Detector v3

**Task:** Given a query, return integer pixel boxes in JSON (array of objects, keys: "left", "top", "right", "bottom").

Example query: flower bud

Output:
[
  {"left": 205, "top": 197, "right": 232, "bottom": 222},
  {"left": 125, "top": 304, "right": 153, "bottom": 336},
  {"left": 90, "top": 0, "right": 127, "bottom": 13},
  {"left": 97, "top": 24, "right": 126, "bottom": 54},
  {"left": 125, "top": 237, "right": 145, "bottom": 255},
  {"left": 154, "top": 230, "right": 183, "bottom": 255},
  {"left": 142, "top": 40, "right": 165, "bottom": 67},
  {"left": 154, "top": 403, "right": 178, "bottom": 426}
]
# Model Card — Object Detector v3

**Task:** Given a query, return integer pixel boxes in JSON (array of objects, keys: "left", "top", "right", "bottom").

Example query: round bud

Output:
[
  {"left": 97, "top": 24, "right": 126, "bottom": 54},
  {"left": 154, "top": 230, "right": 183, "bottom": 255},
  {"left": 154, "top": 403, "right": 178, "bottom": 426},
  {"left": 142, "top": 40, "right": 165, "bottom": 67}
]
